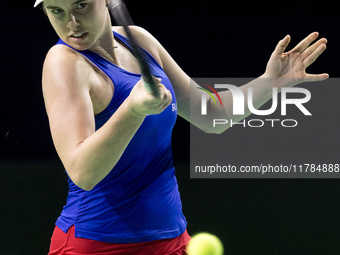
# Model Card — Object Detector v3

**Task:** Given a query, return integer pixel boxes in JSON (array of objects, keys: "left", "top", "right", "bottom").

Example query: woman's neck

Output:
[{"left": 89, "top": 23, "right": 118, "bottom": 64}]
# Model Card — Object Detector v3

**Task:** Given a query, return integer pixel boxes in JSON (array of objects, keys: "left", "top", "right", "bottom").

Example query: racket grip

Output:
[{"left": 142, "top": 74, "right": 160, "bottom": 97}]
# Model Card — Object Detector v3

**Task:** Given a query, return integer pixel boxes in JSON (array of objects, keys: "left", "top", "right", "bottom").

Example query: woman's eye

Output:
[
  {"left": 76, "top": 3, "right": 87, "bottom": 9},
  {"left": 52, "top": 9, "right": 63, "bottom": 14}
]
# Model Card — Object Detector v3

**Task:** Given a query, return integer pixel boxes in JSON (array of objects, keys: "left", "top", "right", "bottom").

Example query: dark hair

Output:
[{"left": 39, "top": 3, "right": 48, "bottom": 16}]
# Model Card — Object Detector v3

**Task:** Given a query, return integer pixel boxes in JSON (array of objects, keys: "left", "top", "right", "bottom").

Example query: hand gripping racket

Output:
[{"left": 108, "top": 0, "right": 160, "bottom": 97}]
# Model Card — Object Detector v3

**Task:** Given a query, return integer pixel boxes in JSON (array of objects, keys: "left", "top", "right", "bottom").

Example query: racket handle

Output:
[
  {"left": 108, "top": 0, "right": 160, "bottom": 96},
  {"left": 142, "top": 73, "right": 160, "bottom": 97}
]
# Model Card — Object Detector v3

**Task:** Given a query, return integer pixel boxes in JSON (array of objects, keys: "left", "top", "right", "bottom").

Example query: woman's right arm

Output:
[{"left": 42, "top": 46, "right": 171, "bottom": 191}]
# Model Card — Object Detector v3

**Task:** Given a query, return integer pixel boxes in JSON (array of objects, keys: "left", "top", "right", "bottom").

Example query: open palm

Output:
[{"left": 264, "top": 32, "right": 329, "bottom": 87}]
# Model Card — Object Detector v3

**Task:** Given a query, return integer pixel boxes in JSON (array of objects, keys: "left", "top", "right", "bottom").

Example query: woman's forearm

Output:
[
  {"left": 189, "top": 76, "right": 275, "bottom": 134},
  {"left": 219, "top": 75, "right": 275, "bottom": 124},
  {"left": 68, "top": 99, "right": 145, "bottom": 191}
]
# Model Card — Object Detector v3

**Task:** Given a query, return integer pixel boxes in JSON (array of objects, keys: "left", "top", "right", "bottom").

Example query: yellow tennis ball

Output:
[{"left": 187, "top": 232, "right": 224, "bottom": 255}]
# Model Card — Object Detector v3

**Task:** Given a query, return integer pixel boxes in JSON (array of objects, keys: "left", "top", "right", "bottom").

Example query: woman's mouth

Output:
[{"left": 69, "top": 32, "right": 88, "bottom": 43}]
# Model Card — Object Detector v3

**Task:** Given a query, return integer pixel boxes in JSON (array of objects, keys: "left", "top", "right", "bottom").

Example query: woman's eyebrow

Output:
[{"left": 46, "top": 0, "right": 86, "bottom": 9}]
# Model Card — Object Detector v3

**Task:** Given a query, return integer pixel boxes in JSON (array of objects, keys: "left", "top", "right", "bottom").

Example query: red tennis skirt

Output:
[{"left": 48, "top": 225, "right": 191, "bottom": 255}]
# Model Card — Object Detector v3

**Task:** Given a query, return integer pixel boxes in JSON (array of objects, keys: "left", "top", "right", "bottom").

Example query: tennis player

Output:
[{"left": 35, "top": 0, "right": 328, "bottom": 254}]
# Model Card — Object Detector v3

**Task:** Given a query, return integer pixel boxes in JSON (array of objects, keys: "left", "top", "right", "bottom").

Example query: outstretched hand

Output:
[{"left": 264, "top": 32, "right": 329, "bottom": 87}]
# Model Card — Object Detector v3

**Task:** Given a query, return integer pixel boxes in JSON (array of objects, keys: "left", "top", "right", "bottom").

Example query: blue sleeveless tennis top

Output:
[{"left": 54, "top": 30, "right": 187, "bottom": 243}]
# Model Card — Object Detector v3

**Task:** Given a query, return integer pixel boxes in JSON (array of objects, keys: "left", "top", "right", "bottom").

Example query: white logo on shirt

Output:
[{"left": 172, "top": 103, "right": 177, "bottom": 112}]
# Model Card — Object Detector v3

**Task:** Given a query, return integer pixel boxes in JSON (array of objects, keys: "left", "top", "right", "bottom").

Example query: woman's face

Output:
[{"left": 43, "top": 0, "right": 110, "bottom": 51}]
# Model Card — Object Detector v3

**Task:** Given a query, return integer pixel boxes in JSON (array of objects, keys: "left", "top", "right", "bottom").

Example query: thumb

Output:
[{"left": 273, "top": 35, "right": 291, "bottom": 56}]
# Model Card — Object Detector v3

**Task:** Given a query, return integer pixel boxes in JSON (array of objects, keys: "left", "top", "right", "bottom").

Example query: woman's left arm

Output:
[{"left": 136, "top": 28, "right": 328, "bottom": 133}]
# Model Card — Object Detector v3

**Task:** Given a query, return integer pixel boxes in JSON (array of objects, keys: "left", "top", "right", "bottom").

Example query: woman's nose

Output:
[{"left": 66, "top": 13, "right": 80, "bottom": 29}]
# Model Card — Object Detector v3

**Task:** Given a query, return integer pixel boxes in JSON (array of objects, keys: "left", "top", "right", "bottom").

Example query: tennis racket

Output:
[{"left": 108, "top": 0, "right": 160, "bottom": 97}]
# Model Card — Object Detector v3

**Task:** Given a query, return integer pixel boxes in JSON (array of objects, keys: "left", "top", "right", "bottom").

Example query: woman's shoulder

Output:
[
  {"left": 42, "top": 44, "right": 93, "bottom": 94},
  {"left": 43, "top": 44, "right": 93, "bottom": 79},
  {"left": 44, "top": 44, "right": 87, "bottom": 67}
]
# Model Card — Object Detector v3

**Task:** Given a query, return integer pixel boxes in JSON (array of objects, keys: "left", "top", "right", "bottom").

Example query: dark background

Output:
[{"left": 1, "top": 0, "right": 340, "bottom": 254}]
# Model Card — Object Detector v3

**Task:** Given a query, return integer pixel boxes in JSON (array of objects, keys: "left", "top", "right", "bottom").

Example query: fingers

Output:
[
  {"left": 294, "top": 33, "right": 328, "bottom": 79},
  {"left": 128, "top": 77, "right": 173, "bottom": 116},
  {"left": 140, "top": 78, "right": 172, "bottom": 113},
  {"left": 302, "top": 41, "right": 327, "bottom": 68},
  {"left": 279, "top": 32, "right": 328, "bottom": 78},
  {"left": 300, "top": 37, "right": 327, "bottom": 59},
  {"left": 304, "top": 73, "right": 329, "bottom": 82},
  {"left": 153, "top": 76, "right": 162, "bottom": 86},
  {"left": 273, "top": 35, "right": 291, "bottom": 56},
  {"left": 273, "top": 32, "right": 327, "bottom": 58},
  {"left": 154, "top": 82, "right": 172, "bottom": 110},
  {"left": 290, "top": 32, "right": 319, "bottom": 54},
  {"left": 157, "top": 80, "right": 172, "bottom": 100}
]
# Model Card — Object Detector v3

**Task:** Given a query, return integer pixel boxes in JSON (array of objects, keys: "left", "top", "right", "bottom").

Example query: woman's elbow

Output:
[
  {"left": 69, "top": 170, "right": 97, "bottom": 191},
  {"left": 65, "top": 158, "right": 97, "bottom": 191}
]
